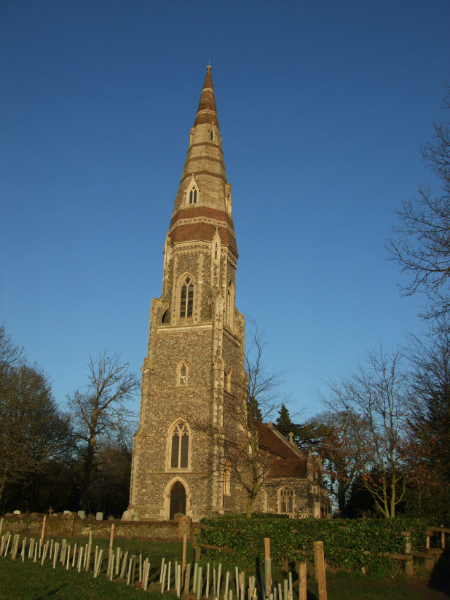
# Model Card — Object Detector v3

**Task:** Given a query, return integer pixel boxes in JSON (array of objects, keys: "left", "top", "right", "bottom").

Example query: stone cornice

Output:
[
  {"left": 169, "top": 215, "right": 229, "bottom": 235},
  {"left": 180, "top": 170, "right": 226, "bottom": 184},
  {"left": 158, "top": 324, "right": 212, "bottom": 334}
]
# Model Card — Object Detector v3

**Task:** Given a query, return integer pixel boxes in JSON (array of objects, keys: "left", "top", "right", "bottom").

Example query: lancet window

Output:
[
  {"left": 279, "top": 487, "right": 294, "bottom": 514},
  {"left": 178, "top": 363, "right": 187, "bottom": 386},
  {"left": 170, "top": 421, "right": 190, "bottom": 469},
  {"left": 180, "top": 277, "right": 194, "bottom": 318},
  {"left": 226, "top": 281, "right": 234, "bottom": 329},
  {"left": 189, "top": 188, "right": 197, "bottom": 204}
]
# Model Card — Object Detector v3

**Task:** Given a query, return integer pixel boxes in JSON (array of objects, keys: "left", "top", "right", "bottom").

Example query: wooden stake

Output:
[
  {"left": 313, "top": 541, "right": 327, "bottom": 600},
  {"left": 264, "top": 538, "right": 271, "bottom": 560},
  {"left": 298, "top": 563, "right": 307, "bottom": 600},
  {"left": 109, "top": 523, "right": 115, "bottom": 551},
  {"left": 40, "top": 515, "right": 47, "bottom": 544}
]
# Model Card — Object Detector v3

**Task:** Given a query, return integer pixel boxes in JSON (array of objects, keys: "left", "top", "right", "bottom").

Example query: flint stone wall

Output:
[{"left": 0, "top": 515, "right": 191, "bottom": 540}]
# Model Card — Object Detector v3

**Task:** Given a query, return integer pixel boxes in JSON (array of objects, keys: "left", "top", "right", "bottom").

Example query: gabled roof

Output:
[
  {"left": 257, "top": 423, "right": 309, "bottom": 480},
  {"left": 258, "top": 423, "right": 306, "bottom": 460}
]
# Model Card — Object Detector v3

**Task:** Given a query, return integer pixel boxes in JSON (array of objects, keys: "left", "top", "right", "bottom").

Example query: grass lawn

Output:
[{"left": 0, "top": 538, "right": 448, "bottom": 600}]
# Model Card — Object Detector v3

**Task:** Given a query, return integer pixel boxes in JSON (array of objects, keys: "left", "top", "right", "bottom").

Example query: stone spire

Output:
[
  {"left": 194, "top": 65, "right": 220, "bottom": 128},
  {"left": 169, "top": 66, "right": 237, "bottom": 255}
]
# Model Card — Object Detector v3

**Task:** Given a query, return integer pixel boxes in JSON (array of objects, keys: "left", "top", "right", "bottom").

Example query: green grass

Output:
[{"left": 0, "top": 538, "right": 448, "bottom": 600}]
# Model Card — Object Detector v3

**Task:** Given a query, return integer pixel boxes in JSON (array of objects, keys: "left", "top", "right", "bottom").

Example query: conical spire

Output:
[
  {"left": 194, "top": 65, "right": 219, "bottom": 128},
  {"left": 168, "top": 66, "right": 237, "bottom": 255}
]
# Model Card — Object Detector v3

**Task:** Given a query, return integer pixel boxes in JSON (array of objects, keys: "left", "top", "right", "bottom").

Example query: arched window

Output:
[
  {"left": 180, "top": 277, "right": 194, "bottom": 318},
  {"left": 223, "top": 459, "right": 231, "bottom": 496},
  {"left": 170, "top": 421, "right": 189, "bottom": 469},
  {"left": 279, "top": 487, "right": 294, "bottom": 514},
  {"left": 189, "top": 188, "right": 197, "bottom": 204},
  {"left": 178, "top": 363, "right": 187, "bottom": 386}
]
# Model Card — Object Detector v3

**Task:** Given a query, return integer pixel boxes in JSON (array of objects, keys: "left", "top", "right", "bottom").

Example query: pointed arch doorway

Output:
[{"left": 169, "top": 481, "right": 186, "bottom": 520}]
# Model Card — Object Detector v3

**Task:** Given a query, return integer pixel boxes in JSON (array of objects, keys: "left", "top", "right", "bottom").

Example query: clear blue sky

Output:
[{"left": 1, "top": 0, "right": 449, "bottom": 419}]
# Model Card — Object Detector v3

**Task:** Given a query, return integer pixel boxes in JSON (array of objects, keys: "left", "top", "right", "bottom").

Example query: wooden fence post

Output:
[
  {"left": 313, "top": 541, "right": 327, "bottom": 600},
  {"left": 40, "top": 515, "right": 47, "bottom": 544},
  {"left": 298, "top": 562, "right": 307, "bottom": 600},
  {"left": 109, "top": 524, "right": 115, "bottom": 552}
]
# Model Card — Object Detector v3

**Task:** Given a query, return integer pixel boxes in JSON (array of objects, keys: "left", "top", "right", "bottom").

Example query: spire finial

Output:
[{"left": 207, "top": 63, "right": 212, "bottom": 71}]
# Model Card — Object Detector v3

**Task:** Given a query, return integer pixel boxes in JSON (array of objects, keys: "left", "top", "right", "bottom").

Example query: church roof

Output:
[
  {"left": 258, "top": 423, "right": 308, "bottom": 479},
  {"left": 267, "top": 459, "right": 307, "bottom": 478}
]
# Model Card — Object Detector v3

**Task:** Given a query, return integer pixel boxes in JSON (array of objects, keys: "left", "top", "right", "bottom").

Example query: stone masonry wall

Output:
[{"left": 0, "top": 515, "right": 189, "bottom": 540}]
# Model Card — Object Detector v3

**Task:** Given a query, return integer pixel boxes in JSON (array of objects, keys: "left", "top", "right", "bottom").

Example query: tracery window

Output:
[
  {"left": 279, "top": 487, "right": 294, "bottom": 514},
  {"left": 180, "top": 277, "right": 194, "bottom": 318},
  {"left": 189, "top": 188, "right": 197, "bottom": 204},
  {"left": 170, "top": 421, "right": 190, "bottom": 469}
]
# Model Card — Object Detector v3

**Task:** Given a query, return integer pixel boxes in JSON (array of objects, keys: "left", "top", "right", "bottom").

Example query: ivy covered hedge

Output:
[{"left": 198, "top": 515, "right": 442, "bottom": 572}]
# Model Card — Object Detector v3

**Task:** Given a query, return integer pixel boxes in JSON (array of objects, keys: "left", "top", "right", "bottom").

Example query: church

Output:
[{"left": 123, "top": 67, "right": 330, "bottom": 522}]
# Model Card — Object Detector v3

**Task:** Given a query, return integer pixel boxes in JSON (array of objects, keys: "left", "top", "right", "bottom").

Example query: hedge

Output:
[{"left": 198, "top": 514, "right": 444, "bottom": 572}]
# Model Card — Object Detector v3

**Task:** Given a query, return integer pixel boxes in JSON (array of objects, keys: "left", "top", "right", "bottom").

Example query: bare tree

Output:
[
  {"left": 191, "top": 322, "right": 287, "bottom": 517},
  {"left": 68, "top": 352, "right": 139, "bottom": 512},
  {"left": 388, "top": 88, "right": 450, "bottom": 321},
  {"left": 320, "top": 347, "right": 409, "bottom": 518},
  {"left": 0, "top": 325, "right": 24, "bottom": 370},
  {"left": 403, "top": 323, "right": 450, "bottom": 516},
  {"left": 310, "top": 410, "right": 366, "bottom": 517},
  {"left": 0, "top": 328, "right": 70, "bottom": 505}
]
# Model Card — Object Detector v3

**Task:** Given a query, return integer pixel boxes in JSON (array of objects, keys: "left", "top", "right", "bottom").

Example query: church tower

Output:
[{"left": 125, "top": 67, "right": 246, "bottom": 521}]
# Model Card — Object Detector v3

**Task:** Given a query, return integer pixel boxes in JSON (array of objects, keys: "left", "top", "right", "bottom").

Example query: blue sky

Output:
[{"left": 1, "top": 0, "right": 449, "bottom": 420}]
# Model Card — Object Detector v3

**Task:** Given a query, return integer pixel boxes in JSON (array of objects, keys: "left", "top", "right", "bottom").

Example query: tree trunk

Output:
[
  {"left": 246, "top": 496, "right": 254, "bottom": 518},
  {"left": 0, "top": 467, "right": 8, "bottom": 505},
  {"left": 80, "top": 440, "right": 95, "bottom": 511}
]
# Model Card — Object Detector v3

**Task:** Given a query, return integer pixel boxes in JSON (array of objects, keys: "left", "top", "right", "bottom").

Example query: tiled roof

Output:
[
  {"left": 257, "top": 423, "right": 308, "bottom": 479},
  {"left": 258, "top": 424, "right": 301, "bottom": 460},
  {"left": 267, "top": 458, "right": 307, "bottom": 478}
]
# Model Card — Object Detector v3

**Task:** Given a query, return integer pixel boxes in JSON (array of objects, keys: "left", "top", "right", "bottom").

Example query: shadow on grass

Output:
[{"left": 428, "top": 551, "right": 450, "bottom": 598}]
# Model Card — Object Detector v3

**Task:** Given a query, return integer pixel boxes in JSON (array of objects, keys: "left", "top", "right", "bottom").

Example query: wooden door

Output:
[{"left": 169, "top": 481, "right": 186, "bottom": 520}]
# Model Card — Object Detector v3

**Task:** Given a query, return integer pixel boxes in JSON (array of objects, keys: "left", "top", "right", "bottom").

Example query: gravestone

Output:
[
  {"left": 95, "top": 512, "right": 103, "bottom": 521},
  {"left": 77, "top": 511, "right": 85, "bottom": 520}
]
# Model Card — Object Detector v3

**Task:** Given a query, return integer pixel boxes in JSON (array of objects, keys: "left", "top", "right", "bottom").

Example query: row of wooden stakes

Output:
[{"left": 0, "top": 531, "right": 327, "bottom": 600}]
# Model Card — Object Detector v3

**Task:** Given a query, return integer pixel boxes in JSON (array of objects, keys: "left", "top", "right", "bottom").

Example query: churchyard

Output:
[{"left": 0, "top": 524, "right": 448, "bottom": 600}]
